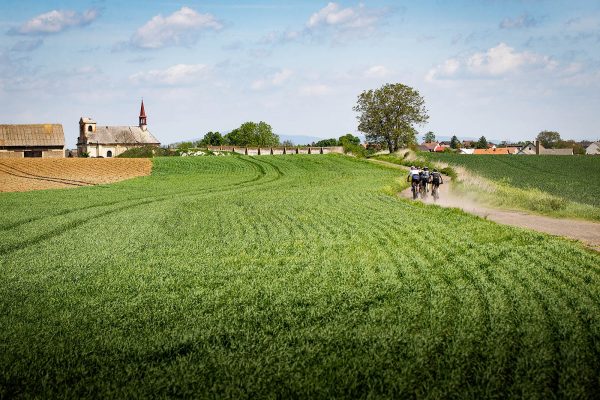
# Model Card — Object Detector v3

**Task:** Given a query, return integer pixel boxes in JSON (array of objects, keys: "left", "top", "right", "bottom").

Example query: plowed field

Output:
[{"left": 0, "top": 158, "right": 152, "bottom": 192}]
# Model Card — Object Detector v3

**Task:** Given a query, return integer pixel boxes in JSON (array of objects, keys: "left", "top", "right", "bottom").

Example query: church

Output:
[{"left": 77, "top": 100, "right": 160, "bottom": 158}]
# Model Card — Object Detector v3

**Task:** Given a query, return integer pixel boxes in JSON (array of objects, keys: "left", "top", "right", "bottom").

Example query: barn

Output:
[{"left": 0, "top": 124, "right": 65, "bottom": 158}]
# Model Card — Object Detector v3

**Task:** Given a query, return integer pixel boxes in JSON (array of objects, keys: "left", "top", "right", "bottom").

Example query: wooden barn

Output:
[{"left": 0, "top": 124, "right": 65, "bottom": 158}]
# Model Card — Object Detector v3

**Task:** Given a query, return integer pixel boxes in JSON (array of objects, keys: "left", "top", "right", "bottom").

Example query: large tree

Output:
[
  {"left": 315, "top": 138, "right": 339, "bottom": 147},
  {"left": 338, "top": 133, "right": 361, "bottom": 146},
  {"left": 198, "top": 131, "right": 224, "bottom": 146},
  {"left": 423, "top": 131, "right": 436, "bottom": 143},
  {"left": 537, "top": 130, "right": 561, "bottom": 148},
  {"left": 224, "top": 121, "right": 279, "bottom": 147},
  {"left": 476, "top": 136, "right": 488, "bottom": 149},
  {"left": 353, "top": 83, "right": 429, "bottom": 153},
  {"left": 450, "top": 135, "right": 460, "bottom": 149}
]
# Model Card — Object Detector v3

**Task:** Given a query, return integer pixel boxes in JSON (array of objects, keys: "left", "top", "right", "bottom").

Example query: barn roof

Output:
[
  {"left": 473, "top": 148, "right": 511, "bottom": 155},
  {"left": 0, "top": 124, "right": 65, "bottom": 147},
  {"left": 86, "top": 126, "right": 160, "bottom": 145}
]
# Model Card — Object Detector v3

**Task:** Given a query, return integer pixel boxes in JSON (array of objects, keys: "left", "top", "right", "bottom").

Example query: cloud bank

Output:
[
  {"left": 130, "top": 7, "right": 222, "bottom": 49},
  {"left": 11, "top": 9, "right": 98, "bottom": 35},
  {"left": 427, "top": 43, "right": 556, "bottom": 81}
]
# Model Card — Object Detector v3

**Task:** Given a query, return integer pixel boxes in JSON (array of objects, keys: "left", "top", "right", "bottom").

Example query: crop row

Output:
[{"left": 0, "top": 154, "right": 599, "bottom": 398}]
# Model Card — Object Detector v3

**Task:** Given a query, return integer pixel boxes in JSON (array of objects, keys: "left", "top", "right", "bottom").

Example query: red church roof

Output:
[{"left": 139, "top": 100, "right": 146, "bottom": 118}]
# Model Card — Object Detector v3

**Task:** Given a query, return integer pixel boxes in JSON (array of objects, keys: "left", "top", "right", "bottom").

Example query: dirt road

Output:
[{"left": 371, "top": 159, "right": 600, "bottom": 251}]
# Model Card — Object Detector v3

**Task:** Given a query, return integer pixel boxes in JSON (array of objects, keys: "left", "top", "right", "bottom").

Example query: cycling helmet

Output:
[
  {"left": 424, "top": 167, "right": 429, "bottom": 171},
  {"left": 433, "top": 169, "right": 438, "bottom": 172}
]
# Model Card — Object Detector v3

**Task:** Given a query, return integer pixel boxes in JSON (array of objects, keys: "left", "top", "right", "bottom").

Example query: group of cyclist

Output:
[{"left": 407, "top": 165, "right": 443, "bottom": 200}]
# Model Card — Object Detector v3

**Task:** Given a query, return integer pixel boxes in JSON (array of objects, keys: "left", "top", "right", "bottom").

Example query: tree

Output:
[
  {"left": 450, "top": 135, "right": 460, "bottom": 149},
  {"left": 353, "top": 83, "right": 429, "bottom": 153},
  {"left": 559, "top": 140, "right": 585, "bottom": 155},
  {"left": 282, "top": 139, "right": 294, "bottom": 147},
  {"left": 177, "top": 141, "right": 194, "bottom": 152},
  {"left": 537, "top": 130, "right": 561, "bottom": 148},
  {"left": 315, "top": 138, "right": 339, "bottom": 147},
  {"left": 423, "top": 131, "right": 436, "bottom": 143},
  {"left": 338, "top": 133, "right": 361, "bottom": 146},
  {"left": 198, "top": 131, "right": 224, "bottom": 146},
  {"left": 224, "top": 121, "right": 279, "bottom": 147},
  {"left": 476, "top": 136, "right": 488, "bottom": 149}
]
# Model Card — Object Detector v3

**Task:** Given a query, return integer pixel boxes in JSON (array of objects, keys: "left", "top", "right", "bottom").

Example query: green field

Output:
[
  {"left": 422, "top": 153, "right": 600, "bottom": 207},
  {"left": 1, "top": 155, "right": 599, "bottom": 398}
]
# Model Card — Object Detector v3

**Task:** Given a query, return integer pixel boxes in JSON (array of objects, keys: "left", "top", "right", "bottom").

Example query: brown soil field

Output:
[{"left": 0, "top": 158, "right": 152, "bottom": 193}]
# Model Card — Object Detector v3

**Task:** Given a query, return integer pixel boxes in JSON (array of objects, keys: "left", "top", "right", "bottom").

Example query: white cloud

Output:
[
  {"left": 364, "top": 65, "right": 390, "bottom": 78},
  {"left": 307, "top": 2, "right": 380, "bottom": 30},
  {"left": 260, "top": 2, "right": 388, "bottom": 45},
  {"left": 426, "top": 59, "right": 460, "bottom": 81},
  {"left": 426, "top": 43, "right": 555, "bottom": 81},
  {"left": 299, "top": 84, "right": 333, "bottom": 96},
  {"left": 131, "top": 7, "right": 222, "bottom": 49},
  {"left": 251, "top": 68, "right": 293, "bottom": 90},
  {"left": 467, "top": 43, "right": 552, "bottom": 75},
  {"left": 130, "top": 64, "right": 210, "bottom": 85},
  {"left": 12, "top": 9, "right": 98, "bottom": 35}
]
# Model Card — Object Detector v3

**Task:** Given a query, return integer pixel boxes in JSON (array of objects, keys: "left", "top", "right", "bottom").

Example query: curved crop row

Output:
[{"left": 0, "top": 154, "right": 598, "bottom": 398}]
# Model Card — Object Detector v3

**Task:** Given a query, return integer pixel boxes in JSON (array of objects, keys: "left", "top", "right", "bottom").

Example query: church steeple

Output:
[{"left": 139, "top": 99, "right": 147, "bottom": 130}]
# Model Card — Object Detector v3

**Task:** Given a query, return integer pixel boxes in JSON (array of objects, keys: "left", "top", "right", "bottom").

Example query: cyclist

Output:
[
  {"left": 420, "top": 167, "right": 431, "bottom": 194},
  {"left": 407, "top": 166, "right": 421, "bottom": 199},
  {"left": 430, "top": 169, "right": 443, "bottom": 200}
]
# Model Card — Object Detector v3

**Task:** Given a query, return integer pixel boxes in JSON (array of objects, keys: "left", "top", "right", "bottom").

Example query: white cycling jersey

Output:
[{"left": 408, "top": 169, "right": 421, "bottom": 178}]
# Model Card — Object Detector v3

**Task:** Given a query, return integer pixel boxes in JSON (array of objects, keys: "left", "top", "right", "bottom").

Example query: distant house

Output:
[
  {"left": 473, "top": 148, "right": 511, "bottom": 155},
  {"left": 462, "top": 140, "right": 474, "bottom": 148},
  {"left": 0, "top": 124, "right": 65, "bottom": 158},
  {"left": 419, "top": 142, "right": 439, "bottom": 152},
  {"left": 585, "top": 142, "right": 600, "bottom": 155},
  {"left": 516, "top": 142, "right": 537, "bottom": 155},
  {"left": 506, "top": 147, "right": 520, "bottom": 154},
  {"left": 77, "top": 100, "right": 160, "bottom": 158},
  {"left": 537, "top": 142, "right": 573, "bottom": 155},
  {"left": 517, "top": 141, "right": 573, "bottom": 155}
]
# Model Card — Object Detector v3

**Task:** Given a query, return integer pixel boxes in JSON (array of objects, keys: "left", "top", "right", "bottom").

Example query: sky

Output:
[{"left": 0, "top": 0, "right": 599, "bottom": 147}]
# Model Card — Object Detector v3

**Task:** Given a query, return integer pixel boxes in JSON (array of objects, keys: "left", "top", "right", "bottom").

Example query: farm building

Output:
[
  {"left": 516, "top": 141, "right": 573, "bottom": 155},
  {"left": 77, "top": 100, "right": 160, "bottom": 158},
  {"left": 473, "top": 148, "right": 511, "bottom": 155},
  {"left": 516, "top": 142, "right": 537, "bottom": 155},
  {"left": 0, "top": 124, "right": 65, "bottom": 158},
  {"left": 586, "top": 142, "right": 599, "bottom": 155}
]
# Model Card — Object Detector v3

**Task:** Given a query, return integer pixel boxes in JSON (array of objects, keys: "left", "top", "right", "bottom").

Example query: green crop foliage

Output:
[
  {"left": 422, "top": 153, "right": 600, "bottom": 207},
  {"left": 1, "top": 154, "right": 599, "bottom": 398}
]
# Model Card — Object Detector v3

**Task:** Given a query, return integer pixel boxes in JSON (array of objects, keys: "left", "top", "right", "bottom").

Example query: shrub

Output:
[{"left": 117, "top": 146, "right": 158, "bottom": 158}]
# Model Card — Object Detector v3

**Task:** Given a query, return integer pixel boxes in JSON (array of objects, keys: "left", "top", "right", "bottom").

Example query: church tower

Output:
[{"left": 139, "top": 100, "right": 147, "bottom": 131}]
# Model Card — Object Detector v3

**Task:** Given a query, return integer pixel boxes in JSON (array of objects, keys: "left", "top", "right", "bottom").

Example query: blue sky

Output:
[{"left": 1, "top": 0, "right": 599, "bottom": 146}]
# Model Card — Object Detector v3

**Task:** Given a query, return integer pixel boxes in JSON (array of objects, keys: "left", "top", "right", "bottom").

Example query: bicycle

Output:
[
  {"left": 411, "top": 180, "right": 419, "bottom": 199},
  {"left": 419, "top": 180, "right": 428, "bottom": 200},
  {"left": 432, "top": 183, "right": 440, "bottom": 202}
]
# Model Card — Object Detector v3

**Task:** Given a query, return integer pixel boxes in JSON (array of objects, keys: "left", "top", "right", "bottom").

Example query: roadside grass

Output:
[
  {"left": 375, "top": 153, "right": 600, "bottom": 221},
  {"left": 1, "top": 154, "right": 599, "bottom": 398},
  {"left": 422, "top": 153, "right": 600, "bottom": 206}
]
